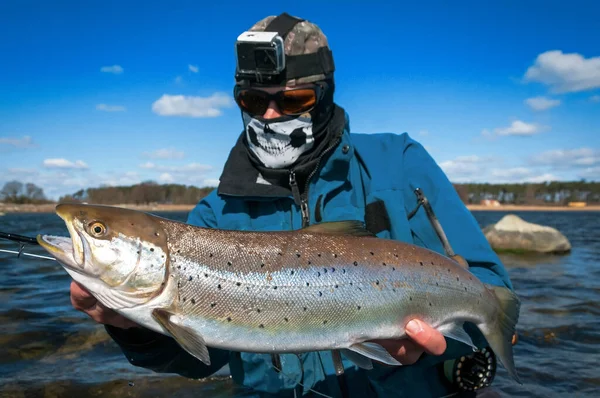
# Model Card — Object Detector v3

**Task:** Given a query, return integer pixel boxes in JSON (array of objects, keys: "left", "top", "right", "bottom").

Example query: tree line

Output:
[{"left": 2, "top": 180, "right": 600, "bottom": 206}]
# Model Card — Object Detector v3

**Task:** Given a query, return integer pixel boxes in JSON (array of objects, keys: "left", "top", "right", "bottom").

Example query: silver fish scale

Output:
[{"left": 156, "top": 221, "right": 491, "bottom": 352}]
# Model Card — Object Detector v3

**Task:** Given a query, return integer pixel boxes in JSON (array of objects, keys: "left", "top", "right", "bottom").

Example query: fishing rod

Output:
[{"left": 0, "top": 231, "right": 57, "bottom": 261}]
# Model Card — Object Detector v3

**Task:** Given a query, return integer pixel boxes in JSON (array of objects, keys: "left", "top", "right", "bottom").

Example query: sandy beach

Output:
[{"left": 1, "top": 202, "right": 599, "bottom": 214}]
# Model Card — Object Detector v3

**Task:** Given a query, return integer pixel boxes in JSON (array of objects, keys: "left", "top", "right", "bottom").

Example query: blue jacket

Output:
[{"left": 107, "top": 110, "right": 513, "bottom": 397}]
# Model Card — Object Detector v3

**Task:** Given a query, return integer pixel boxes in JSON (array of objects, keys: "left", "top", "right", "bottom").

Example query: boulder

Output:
[{"left": 483, "top": 214, "right": 571, "bottom": 254}]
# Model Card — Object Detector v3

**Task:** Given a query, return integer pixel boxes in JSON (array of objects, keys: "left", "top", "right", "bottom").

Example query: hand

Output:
[
  {"left": 372, "top": 319, "right": 447, "bottom": 365},
  {"left": 70, "top": 280, "right": 139, "bottom": 330}
]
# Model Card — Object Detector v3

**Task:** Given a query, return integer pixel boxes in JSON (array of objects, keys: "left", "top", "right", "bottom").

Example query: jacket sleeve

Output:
[
  {"left": 401, "top": 138, "right": 513, "bottom": 290},
  {"left": 105, "top": 197, "right": 230, "bottom": 379}
]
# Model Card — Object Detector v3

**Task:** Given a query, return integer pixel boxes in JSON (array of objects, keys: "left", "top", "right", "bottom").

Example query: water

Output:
[{"left": 1, "top": 210, "right": 599, "bottom": 397}]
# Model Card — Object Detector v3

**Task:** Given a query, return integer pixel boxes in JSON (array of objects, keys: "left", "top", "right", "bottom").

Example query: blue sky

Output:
[{"left": 1, "top": 1, "right": 599, "bottom": 200}]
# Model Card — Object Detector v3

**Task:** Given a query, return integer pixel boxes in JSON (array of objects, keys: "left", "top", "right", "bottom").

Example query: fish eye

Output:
[{"left": 88, "top": 221, "right": 107, "bottom": 237}]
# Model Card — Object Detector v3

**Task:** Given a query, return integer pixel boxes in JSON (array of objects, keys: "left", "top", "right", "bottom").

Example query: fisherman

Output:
[{"left": 70, "top": 13, "right": 515, "bottom": 397}]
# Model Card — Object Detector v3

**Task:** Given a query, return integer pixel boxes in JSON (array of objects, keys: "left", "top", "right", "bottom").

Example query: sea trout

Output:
[{"left": 37, "top": 203, "right": 521, "bottom": 382}]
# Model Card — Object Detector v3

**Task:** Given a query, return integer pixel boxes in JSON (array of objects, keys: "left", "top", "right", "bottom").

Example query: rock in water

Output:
[{"left": 483, "top": 214, "right": 571, "bottom": 254}]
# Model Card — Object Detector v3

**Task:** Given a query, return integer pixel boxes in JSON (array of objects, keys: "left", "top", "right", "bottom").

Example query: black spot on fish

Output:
[
  {"left": 353, "top": 261, "right": 358, "bottom": 266},
  {"left": 357, "top": 305, "right": 361, "bottom": 310},
  {"left": 457, "top": 277, "right": 460, "bottom": 281},
  {"left": 191, "top": 298, "right": 196, "bottom": 304},
  {"left": 318, "top": 291, "right": 322, "bottom": 297},
  {"left": 394, "top": 254, "right": 398, "bottom": 258},
  {"left": 323, "top": 268, "right": 327, "bottom": 273},
  {"left": 150, "top": 248, "right": 154, "bottom": 252},
  {"left": 350, "top": 282, "right": 353, "bottom": 286},
  {"left": 284, "top": 317, "right": 289, "bottom": 322},
  {"left": 306, "top": 282, "right": 310, "bottom": 286},
  {"left": 318, "top": 253, "right": 322, "bottom": 257},
  {"left": 303, "top": 307, "right": 307, "bottom": 311},
  {"left": 436, "top": 282, "right": 439, "bottom": 286},
  {"left": 410, "top": 296, "right": 412, "bottom": 301},
  {"left": 188, "top": 276, "right": 193, "bottom": 281},
  {"left": 419, "top": 261, "right": 423, "bottom": 266},
  {"left": 392, "top": 288, "right": 396, "bottom": 292},
  {"left": 370, "top": 251, "right": 374, "bottom": 255},
  {"left": 210, "top": 302, "right": 216, "bottom": 308},
  {"left": 209, "top": 253, "right": 213, "bottom": 257},
  {"left": 335, "top": 284, "right": 339, "bottom": 288},
  {"left": 217, "top": 284, "right": 222, "bottom": 290},
  {"left": 136, "top": 250, "right": 140, "bottom": 255},
  {"left": 376, "top": 280, "right": 380, "bottom": 285},
  {"left": 278, "top": 252, "right": 283, "bottom": 256},
  {"left": 257, "top": 308, "right": 261, "bottom": 313},
  {"left": 464, "top": 287, "right": 468, "bottom": 291},
  {"left": 227, "top": 317, "right": 232, "bottom": 322},
  {"left": 204, "top": 273, "right": 208, "bottom": 277},
  {"left": 273, "top": 286, "right": 278, "bottom": 290},
  {"left": 183, "top": 297, "right": 186, "bottom": 302},
  {"left": 290, "top": 270, "right": 294, "bottom": 275},
  {"left": 382, "top": 262, "right": 386, "bottom": 266},
  {"left": 236, "top": 282, "right": 241, "bottom": 286},
  {"left": 323, "top": 320, "right": 328, "bottom": 325},
  {"left": 296, "top": 253, "right": 301, "bottom": 258},
  {"left": 260, "top": 263, "right": 265, "bottom": 268},
  {"left": 317, "top": 272, "right": 321, "bottom": 277},
  {"left": 447, "top": 268, "right": 451, "bottom": 272},
  {"left": 429, "top": 302, "right": 432, "bottom": 306},
  {"left": 259, "top": 324, "right": 265, "bottom": 329},
  {"left": 334, "top": 254, "right": 338, "bottom": 258},
  {"left": 331, "top": 267, "right": 335, "bottom": 272},
  {"left": 342, "top": 269, "right": 346, "bottom": 274},
  {"left": 227, "top": 261, "right": 232, "bottom": 266},
  {"left": 392, "top": 267, "right": 396, "bottom": 271}
]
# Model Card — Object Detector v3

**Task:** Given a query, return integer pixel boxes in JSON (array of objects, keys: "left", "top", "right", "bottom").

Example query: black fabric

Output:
[
  {"left": 364, "top": 200, "right": 391, "bottom": 234},
  {"left": 264, "top": 12, "right": 304, "bottom": 38},
  {"left": 218, "top": 104, "right": 347, "bottom": 199},
  {"left": 285, "top": 48, "right": 335, "bottom": 80}
]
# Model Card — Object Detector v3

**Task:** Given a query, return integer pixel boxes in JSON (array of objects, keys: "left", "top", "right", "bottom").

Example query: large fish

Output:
[{"left": 37, "top": 203, "right": 521, "bottom": 382}]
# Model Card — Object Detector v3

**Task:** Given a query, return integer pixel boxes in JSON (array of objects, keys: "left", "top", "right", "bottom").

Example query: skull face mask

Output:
[{"left": 243, "top": 111, "right": 315, "bottom": 169}]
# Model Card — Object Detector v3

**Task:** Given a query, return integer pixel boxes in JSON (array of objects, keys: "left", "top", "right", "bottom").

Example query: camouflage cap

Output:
[{"left": 246, "top": 14, "right": 333, "bottom": 86}]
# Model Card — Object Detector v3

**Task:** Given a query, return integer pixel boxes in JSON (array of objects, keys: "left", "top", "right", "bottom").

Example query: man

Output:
[{"left": 70, "top": 13, "right": 515, "bottom": 397}]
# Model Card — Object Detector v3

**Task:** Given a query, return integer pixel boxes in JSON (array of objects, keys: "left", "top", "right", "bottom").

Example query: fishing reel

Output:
[{"left": 444, "top": 347, "right": 497, "bottom": 392}]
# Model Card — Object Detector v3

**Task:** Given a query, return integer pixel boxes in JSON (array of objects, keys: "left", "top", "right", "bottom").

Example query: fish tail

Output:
[{"left": 481, "top": 284, "right": 522, "bottom": 384}]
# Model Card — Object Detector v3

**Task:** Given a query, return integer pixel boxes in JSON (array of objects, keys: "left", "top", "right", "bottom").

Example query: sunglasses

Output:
[{"left": 234, "top": 84, "right": 324, "bottom": 116}]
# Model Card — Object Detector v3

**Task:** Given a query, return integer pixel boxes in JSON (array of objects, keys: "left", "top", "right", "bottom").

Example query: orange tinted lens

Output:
[
  {"left": 280, "top": 89, "right": 317, "bottom": 114},
  {"left": 237, "top": 90, "right": 269, "bottom": 114}
]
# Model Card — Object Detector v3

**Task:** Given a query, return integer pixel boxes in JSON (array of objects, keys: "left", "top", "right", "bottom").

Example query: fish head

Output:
[{"left": 38, "top": 203, "right": 170, "bottom": 309}]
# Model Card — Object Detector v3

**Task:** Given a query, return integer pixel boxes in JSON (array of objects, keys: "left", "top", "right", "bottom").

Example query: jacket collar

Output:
[{"left": 217, "top": 107, "right": 352, "bottom": 200}]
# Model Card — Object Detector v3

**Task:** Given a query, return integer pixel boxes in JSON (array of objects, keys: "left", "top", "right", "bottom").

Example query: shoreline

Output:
[{"left": 1, "top": 202, "right": 600, "bottom": 214}]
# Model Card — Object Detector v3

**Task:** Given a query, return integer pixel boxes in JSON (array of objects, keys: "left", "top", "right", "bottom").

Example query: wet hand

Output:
[
  {"left": 70, "top": 280, "right": 139, "bottom": 330},
  {"left": 373, "top": 319, "right": 447, "bottom": 365}
]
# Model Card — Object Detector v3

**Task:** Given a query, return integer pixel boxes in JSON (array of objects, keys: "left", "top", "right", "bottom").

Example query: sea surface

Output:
[{"left": 0, "top": 210, "right": 598, "bottom": 397}]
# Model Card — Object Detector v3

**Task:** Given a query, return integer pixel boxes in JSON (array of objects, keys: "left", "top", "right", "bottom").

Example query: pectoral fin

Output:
[
  {"left": 347, "top": 342, "right": 403, "bottom": 366},
  {"left": 340, "top": 349, "right": 374, "bottom": 370},
  {"left": 152, "top": 308, "right": 211, "bottom": 366}
]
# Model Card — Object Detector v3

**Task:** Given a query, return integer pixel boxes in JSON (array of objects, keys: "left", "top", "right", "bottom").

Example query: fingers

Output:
[
  {"left": 69, "top": 280, "right": 138, "bottom": 329},
  {"left": 405, "top": 319, "right": 447, "bottom": 356},
  {"left": 375, "top": 338, "right": 424, "bottom": 365}
]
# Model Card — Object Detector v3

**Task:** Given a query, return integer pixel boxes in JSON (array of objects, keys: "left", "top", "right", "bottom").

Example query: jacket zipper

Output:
[{"left": 288, "top": 136, "right": 342, "bottom": 228}]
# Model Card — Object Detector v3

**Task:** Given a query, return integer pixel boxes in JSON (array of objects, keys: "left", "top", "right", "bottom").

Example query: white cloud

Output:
[
  {"left": 0, "top": 135, "right": 36, "bottom": 149},
  {"left": 158, "top": 173, "right": 175, "bottom": 183},
  {"left": 96, "top": 104, "right": 126, "bottom": 112},
  {"left": 142, "top": 148, "right": 185, "bottom": 160},
  {"left": 418, "top": 130, "right": 429, "bottom": 137},
  {"left": 483, "top": 120, "right": 545, "bottom": 137},
  {"left": 524, "top": 50, "right": 600, "bottom": 93},
  {"left": 579, "top": 166, "right": 600, "bottom": 180},
  {"left": 529, "top": 148, "right": 599, "bottom": 167},
  {"left": 100, "top": 65, "right": 124, "bottom": 74},
  {"left": 139, "top": 162, "right": 212, "bottom": 173},
  {"left": 151, "top": 92, "right": 234, "bottom": 118},
  {"left": 591, "top": 95, "right": 600, "bottom": 103},
  {"left": 525, "top": 96, "right": 561, "bottom": 111},
  {"left": 439, "top": 155, "right": 491, "bottom": 182},
  {"left": 188, "top": 64, "right": 199, "bottom": 73},
  {"left": 43, "top": 158, "right": 89, "bottom": 169},
  {"left": 203, "top": 178, "right": 220, "bottom": 187}
]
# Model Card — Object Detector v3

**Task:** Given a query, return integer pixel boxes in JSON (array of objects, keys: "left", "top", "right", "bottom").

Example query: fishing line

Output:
[
  {"left": 0, "top": 231, "right": 56, "bottom": 261},
  {"left": 270, "top": 357, "right": 333, "bottom": 398}
]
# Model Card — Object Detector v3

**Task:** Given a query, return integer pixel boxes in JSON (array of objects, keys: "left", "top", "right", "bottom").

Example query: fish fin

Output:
[
  {"left": 347, "top": 342, "right": 403, "bottom": 366},
  {"left": 450, "top": 254, "right": 469, "bottom": 269},
  {"left": 302, "top": 221, "right": 376, "bottom": 237},
  {"left": 340, "top": 349, "right": 374, "bottom": 370},
  {"left": 439, "top": 322, "right": 476, "bottom": 349},
  {"left": 481, "top": 284, "right": 522, "bottom": 384},
  {"left": 151, "top": 308, "right": 211, "bottom": 366}
]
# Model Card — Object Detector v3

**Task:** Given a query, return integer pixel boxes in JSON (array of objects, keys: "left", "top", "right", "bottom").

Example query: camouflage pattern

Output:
[{"left": 247, "top": 15, "right": 333, "bottom": 86}]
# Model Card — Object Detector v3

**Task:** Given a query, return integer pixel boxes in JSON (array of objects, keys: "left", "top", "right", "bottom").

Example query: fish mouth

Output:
[{"left": 37, "top": 205, "right": 86, "bottom": 271}]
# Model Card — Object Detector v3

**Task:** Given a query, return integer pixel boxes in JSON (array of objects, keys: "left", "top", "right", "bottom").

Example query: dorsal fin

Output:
[{"left": 302, "top": 221, "right": 376, "bottom": 237}]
